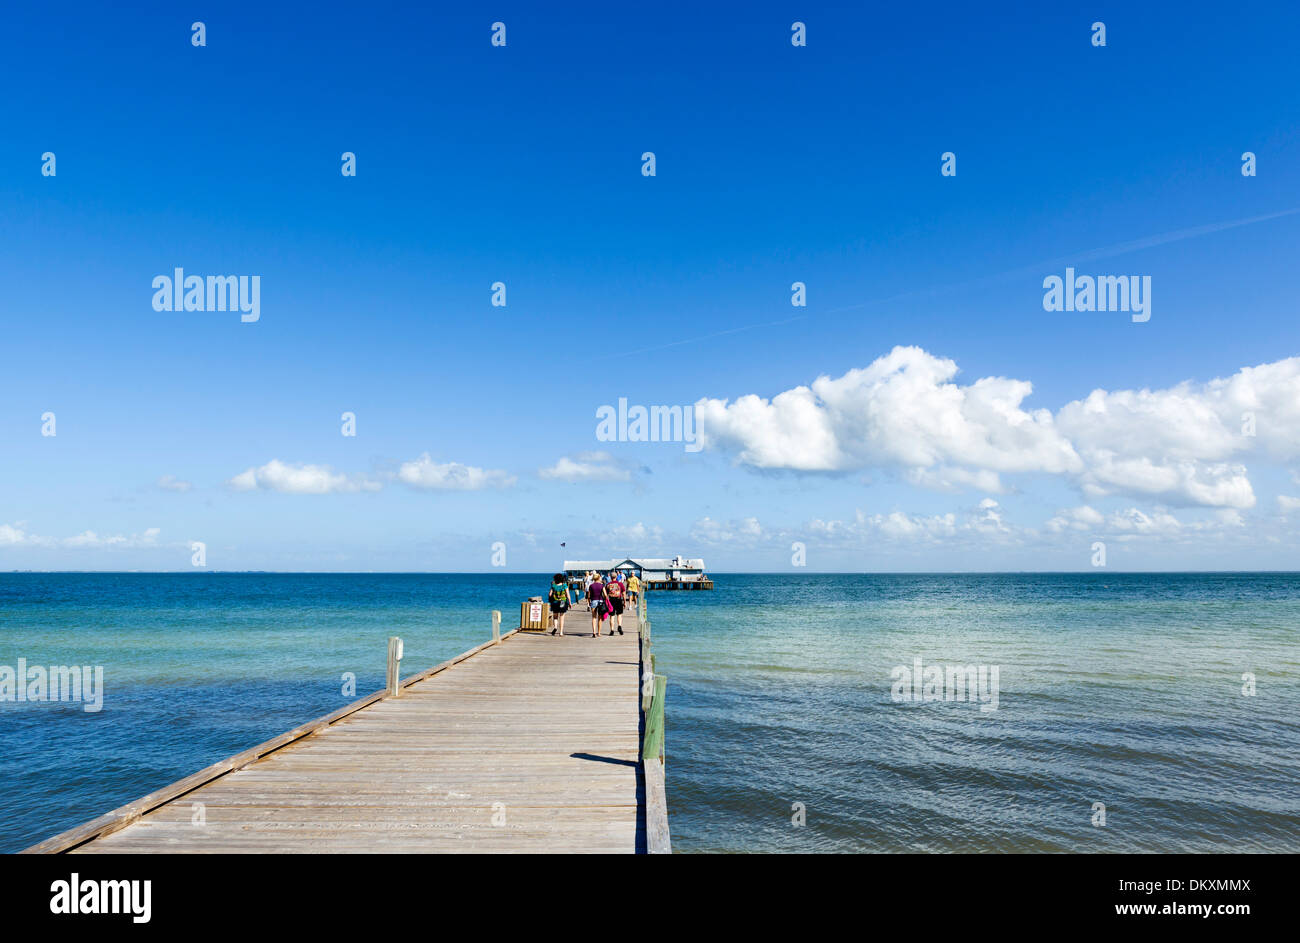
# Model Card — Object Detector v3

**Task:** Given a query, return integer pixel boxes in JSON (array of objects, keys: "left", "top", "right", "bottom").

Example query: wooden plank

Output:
[{"left": 644, "top": 757, "right": 671, "bottom": 854}]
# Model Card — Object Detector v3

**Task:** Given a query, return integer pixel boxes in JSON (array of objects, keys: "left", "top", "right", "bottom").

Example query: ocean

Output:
[{"left": 2, "top": 572, "right": 1297, "bottom": 853}]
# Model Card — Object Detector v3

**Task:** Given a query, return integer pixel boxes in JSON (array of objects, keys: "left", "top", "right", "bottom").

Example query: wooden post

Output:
[
  {"left": 492, "top": 609, "right": 501, "bottom": 645},
  {"left": 640, "top": 652, "right": 656, "bottom": 711},
  {"left": 640, "top": 640, "right": 651, "bottom": 710},
  {"left": 642, "top": 674, "right": 667, "bottom": 762},
  {"left": 386, "top": 636, "right": 403, "bottom": 696}
]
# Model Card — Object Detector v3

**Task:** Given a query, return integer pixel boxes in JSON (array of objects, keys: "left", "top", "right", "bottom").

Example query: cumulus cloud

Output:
[
  {"left": 538, "top": 451, "right": 632, "bottom": 482},
  {"left": 854, "top": 511, "right": 959, "bottom": 540},
  {"left": 607, "top": 521, "right": 665, "bottom": 544},
  {"left": 1055, "top": 381, "right": 1255, "bottom": 507},
  {"left": 228, "top": 460, "right": 380, "bottom": 495},
  {"left": 695, "top": 346, "right": 1080, "bottom": 481},
  {"left": 695, "top": 346, "right": 1300, "bottom": 509},
  {"left": 0, "top": 522, "right": 161, "bottom": 549},
  {"left": 790, "top": 499, "right": 1245, "bottom": 551},
  {"left": 1045, "top": 505, "right": 1106, "bottom": 532},
  {"left": 397, "top": 453, "right": 516, "bottom": 491},
  {"left": 1046, "top": 504, "right": 1243, "bottom": 537},
  {"left": 156, "top": 475, "right": 192, "bottom": 493},
  {"left": 836, "top": 499, "right": 1011, "bottom": 542},
  {"left": 690, "top": 516, "right": 763, "bottom": 544}
]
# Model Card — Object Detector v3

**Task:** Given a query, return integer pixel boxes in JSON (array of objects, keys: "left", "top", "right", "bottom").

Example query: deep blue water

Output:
[{"left": 2, "top": 572, "right": 1298, "bottom": 853}]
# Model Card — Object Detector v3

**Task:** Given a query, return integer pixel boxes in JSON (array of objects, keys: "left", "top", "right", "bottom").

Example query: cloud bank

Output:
[
  {"left": 695, "top": 346, "right": 1300, "bottom": 509},
  {"left": 0, "top": 523, "right": 162, "bottom": 549}
]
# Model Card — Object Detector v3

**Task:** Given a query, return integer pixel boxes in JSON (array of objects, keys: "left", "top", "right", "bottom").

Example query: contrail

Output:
[
  {"left": 825, "top": 206, "right": 1300, "bottom": 316},
  {"left": 621, "top": 207, "right": 1300, "bottom": 356},
  {"left": 618, "top": 314, "right": 809, "bottom": 358}
]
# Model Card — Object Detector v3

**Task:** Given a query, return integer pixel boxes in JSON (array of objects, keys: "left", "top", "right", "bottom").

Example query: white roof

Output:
[{"left": 564, "top": 557, "right": 705, "bottom": 570}]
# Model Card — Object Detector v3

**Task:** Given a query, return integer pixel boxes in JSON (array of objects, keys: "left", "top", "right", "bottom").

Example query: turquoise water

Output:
[{"left": 2, "top": 573, "right": 1298, "bottom": 852}]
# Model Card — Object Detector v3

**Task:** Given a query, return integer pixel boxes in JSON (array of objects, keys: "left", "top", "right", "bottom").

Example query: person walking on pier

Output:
[
  {"left": 548, "top": 573, "right": 570, "bottom": 636},
  {"left": 626, "top": 572, "right": 640, "bottom": 607},
  {"left": 587, "top": 573, "right": 609, "bottom": 637},
  {"left": 604, "top": 571, "right": 626, "bottom": 635}
]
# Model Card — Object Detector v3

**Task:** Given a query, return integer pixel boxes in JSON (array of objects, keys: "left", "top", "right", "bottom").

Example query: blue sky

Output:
[{"left": 3, "top": 1, "right": 1300, "bottom": 571}]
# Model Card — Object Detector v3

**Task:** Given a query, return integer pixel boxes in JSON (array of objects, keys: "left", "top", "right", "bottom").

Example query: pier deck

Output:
[{"left": 27, "top": 604, "right": 657, "bottom": 854}]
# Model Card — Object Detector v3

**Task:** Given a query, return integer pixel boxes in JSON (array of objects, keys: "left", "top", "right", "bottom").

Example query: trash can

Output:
[{"left": 520, "top": 597, "right": 551, "bottom": 632}]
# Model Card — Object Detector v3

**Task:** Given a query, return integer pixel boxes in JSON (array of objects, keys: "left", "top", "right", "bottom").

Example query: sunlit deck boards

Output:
[{"left": 41, "top": 609, "right": 646, "bottom": 854}]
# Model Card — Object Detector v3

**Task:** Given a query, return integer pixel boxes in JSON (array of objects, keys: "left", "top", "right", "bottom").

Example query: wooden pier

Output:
[
  {"left": 645, "top": 579, "right": 713, "bottom": 591},
  {"left": 23, "top": 599, "right": 669, "bottom": 854}
]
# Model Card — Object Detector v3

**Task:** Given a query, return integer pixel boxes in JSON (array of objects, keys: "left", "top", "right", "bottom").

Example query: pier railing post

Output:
[
  {"left": 492, "top": 609, "right": 501, "bottom": 645},
  {"left": 386, "top": 636, "right": 403, "bottom": 696},
  {"left": 640, "top": 647, "right": 656, "bottom": 711},
  {"left": 642, "top": 674, "right": 667, "bottom": 763}
]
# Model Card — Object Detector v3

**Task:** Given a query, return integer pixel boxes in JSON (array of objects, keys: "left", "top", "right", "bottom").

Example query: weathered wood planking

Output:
[
  {"left": 26, "top": 606, "right": 660, "bottom": 854},
  {"left": 644, "top": 757, "right": 671, "bottom": 854}
]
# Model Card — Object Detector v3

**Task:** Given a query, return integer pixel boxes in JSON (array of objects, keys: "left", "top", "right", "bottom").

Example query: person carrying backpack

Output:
[
  {"left": 604, "top": 573, "right": 626, "bottom": 635},
  {"left": 548, "top": 573, "right": 570, "bottom": 636}
]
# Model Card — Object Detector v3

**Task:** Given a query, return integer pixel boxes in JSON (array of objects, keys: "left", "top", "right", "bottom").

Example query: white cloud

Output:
[
  {"left": 228, "top": 460, "right": 380, "bottom": 495},
  {"left": 538, "top": 451, "right": 631, "bottom": 482},
  {"left": 1278, "top": 495, "right": 1300, "bottom": 513},
  {"left": 1046, "top": 504, "right": 1244, "bottom": 538},
  {"left": 156, "top": 475, "right": 192, "bottom": 493},
  {"left": 1045, "top": 505, "right": 1106, "bottom": 532},
  {"left": 690, "top": 516, "right": 763, "bottom": 544},
  {"left": 1106, "top": 507, "right": 1184, "bottom": 536},
  {"left": 905, "top": 466, "right": 1007, "bottom": 494},
  {"left": 1055, "top": 382, "right": 1255, "bottom": 507},
  {"left": 695, "top": 346, "right": 1300, "bottom": 509},
  {"left": 0, "top": 524, "right": 31, "bottom": 547},
  {"left": 695, "top": 345, "right": 1080, "bottom": 482},
  {"left": 607, "top": 521, "right": 665, "bottom": 544},
  {"left": 397, "top": 453, "right": 515, "bottom": 491},
  {"left": 860, "top": 510, "right": 959, "bottom": 540},
  {"left": 792, "top": 493, "right": 1258, "bottom": 549},
  {"left": 0, "top": 522, "right": 161, "bottom": 549},
  {"left": 802, "top": 500, "right": 1018, "bottom": 545}
]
